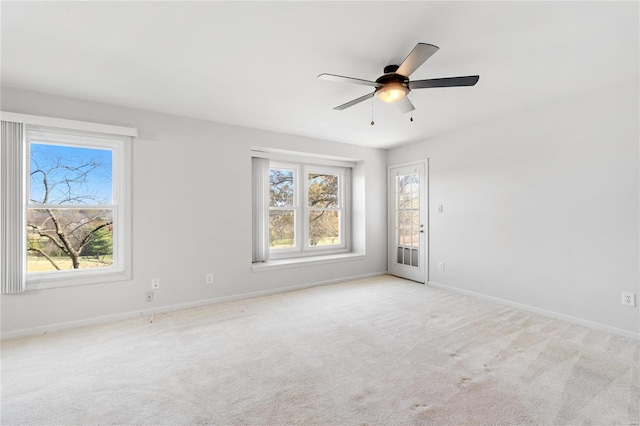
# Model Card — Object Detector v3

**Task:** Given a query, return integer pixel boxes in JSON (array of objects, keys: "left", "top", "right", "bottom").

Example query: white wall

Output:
[
  {"left": 3, "top": 80, "right": 638, "bottom": 338},
  {"left": 388, "top": 81, "right": 640, "bottom": 336},
  {"left": 0, "top": 87, "right": 388, "bottom": 336}
]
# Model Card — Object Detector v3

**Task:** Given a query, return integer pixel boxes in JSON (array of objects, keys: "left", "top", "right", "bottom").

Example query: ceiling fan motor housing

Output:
[
  {"left": 376, "top": 67, "right": 410, "bottom": 88},
  {"left": 383, "top": 65, "right": 400, "bottom": 74}
]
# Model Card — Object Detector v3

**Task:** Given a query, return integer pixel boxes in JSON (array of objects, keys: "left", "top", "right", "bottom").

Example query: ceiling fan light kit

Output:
[
  {"left": 376, "top": 83, "right": 409, "bottom": 103},
  {"left": 318, "top": 43, "right": 479, "bottom": 120}
]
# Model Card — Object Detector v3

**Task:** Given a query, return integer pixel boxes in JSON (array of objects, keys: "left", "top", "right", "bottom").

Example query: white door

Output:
[{"left": 388, "top": 161, "right": 427, "bottom": 283}]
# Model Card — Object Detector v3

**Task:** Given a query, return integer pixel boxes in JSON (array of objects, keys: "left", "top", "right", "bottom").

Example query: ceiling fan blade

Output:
[
  {"left": 396, "top": 96, "right": 415, "bottom": 113},
  {"left": 396, "top": 43, "right": 439, "bottom": 77},
  {"left": 318, "top": 73, "right": 380, "bottom": 88},
  {"left": 334, "top": 92, "right": 375, "bottom": 110},
  {"left": 409, "top": 75, "right": 480, "bottom": 89}
]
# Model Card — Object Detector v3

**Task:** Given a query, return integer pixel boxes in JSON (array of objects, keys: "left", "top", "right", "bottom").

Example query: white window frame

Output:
[
  {"left": 252, "top": 149, "right": 353, "bottom": 263},
  {"left": 25, "top": 126, "right": 132, "bottom": 290},
  {"left": 269, "top": 161, "right": 349, "bottom": 259},
  {"left": 302, "top": 164, "right": 347, "bottom": 254},
  {"left": 268, "top": 162, "right": 301, "bottom": 255}
]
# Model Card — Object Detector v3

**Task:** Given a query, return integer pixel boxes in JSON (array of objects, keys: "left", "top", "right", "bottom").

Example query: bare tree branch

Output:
[
  {"left": 27, "top": 247, "right": 62, "bottom": 270},
  {"left": 28, "top": 147, "right": 113, "bottom": 270}
]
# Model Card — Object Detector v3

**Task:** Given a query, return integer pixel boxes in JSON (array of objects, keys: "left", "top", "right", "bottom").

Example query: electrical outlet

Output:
[
  {"left": 438, "top": 262, "right": 445, "bottom": 271},
  {"left": 206, "top": 273, "right": 214, "bottom": 284},
  {"left": 146, "top": 291, "right": 154, "bottom": 302},
  {"left": 151, "top": 278, "right": 160, "bottom": 289},
  {"left": 621, "top": 292, "right": 636, "bottom": 307},
  {"left": 438, "top": 204, "right": 444, "bottom": 213}
]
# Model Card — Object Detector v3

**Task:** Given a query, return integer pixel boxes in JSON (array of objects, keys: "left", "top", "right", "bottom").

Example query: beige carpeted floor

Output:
[{"left": 1, "top": 275, "right": 638, "bottom": 425}]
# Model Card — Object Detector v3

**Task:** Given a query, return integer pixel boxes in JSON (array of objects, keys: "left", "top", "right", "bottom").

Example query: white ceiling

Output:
[{"left": 1, "top": 1, "right": 638, "bottom": 149}]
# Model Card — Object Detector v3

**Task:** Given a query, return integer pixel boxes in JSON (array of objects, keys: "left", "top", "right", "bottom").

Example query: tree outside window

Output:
[
  {"left": 27, "top": 143, "right": 115, "bottom": 272},
  {"left": 268, "top": 162, "right": 346, "bottom": 257}
]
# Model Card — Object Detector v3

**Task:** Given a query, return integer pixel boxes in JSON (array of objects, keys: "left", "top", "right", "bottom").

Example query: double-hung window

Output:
[
  {"left": 26, "top": 128, "right": 129, "bottom": 281},
  {"left": 253, "top": 152, "right": 352, "bottom": 263},
  {"left": 269, "top": 162, "right": 347, "bottom": 258},
  {"left": 1, "top": 114, "right": 134, "bottom": 293}
]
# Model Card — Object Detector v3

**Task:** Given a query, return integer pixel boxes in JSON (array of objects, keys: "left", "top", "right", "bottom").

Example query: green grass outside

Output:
[
  {"left": 27, "top": 256, "right": 113, "bottom": 272},
  {"left": 270, "top": 237, "right": 339, "bottom": 248}
]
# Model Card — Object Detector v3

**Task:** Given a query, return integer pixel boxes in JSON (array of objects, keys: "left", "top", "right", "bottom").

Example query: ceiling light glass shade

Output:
[{"left": 376, "top": 83, "right": 409, "bottom": 103}]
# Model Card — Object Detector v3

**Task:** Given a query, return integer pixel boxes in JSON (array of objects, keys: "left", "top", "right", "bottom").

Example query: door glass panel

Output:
[
  {"left": 404, "top": 227, "right": 413, "bottom": 247},
  {"left": 411, "top": 193, "right": 419, "bottom": 209},
  {"left": 395, "top": 172, "right": 420, "bottom": 269},
  {"left": 411, "top": 211, "right": 420, "bottom": 248},
  {"left": 396, "top": 211, "right": 404, "bottom": 245},
  {"left": 397, "top": 176, "right": 405, "bottom": 194}
]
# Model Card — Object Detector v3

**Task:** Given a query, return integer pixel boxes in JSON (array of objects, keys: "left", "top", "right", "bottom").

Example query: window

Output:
[
  {"left": 25, "top": 127, "right": 131, "bottom": 287},
  {"left": 1, "top": 114, "right": 135, "bottom": 293},
  {"left": 269, "top": 162, "right": 347, "bottom": 258},
  {"left": 252, "top": 153, "right": 352, "bottom": 263}
]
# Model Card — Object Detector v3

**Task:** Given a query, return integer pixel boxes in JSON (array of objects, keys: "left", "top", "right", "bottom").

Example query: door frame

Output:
[{"left": 387, "top": 159, "right": 428, "bottom": 283}]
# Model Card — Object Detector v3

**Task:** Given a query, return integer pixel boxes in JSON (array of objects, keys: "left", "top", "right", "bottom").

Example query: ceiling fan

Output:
[{"left": 318, "top": 43, "right": 479, "bottom": 113}]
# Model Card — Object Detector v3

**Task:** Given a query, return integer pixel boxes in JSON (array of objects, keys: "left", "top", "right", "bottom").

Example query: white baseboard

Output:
[
  {"left": 428, "top": 281, "right": 639, "bottom": 341},
  {"left": 1, "top": 271, "right": 387, "bottom": 341}
]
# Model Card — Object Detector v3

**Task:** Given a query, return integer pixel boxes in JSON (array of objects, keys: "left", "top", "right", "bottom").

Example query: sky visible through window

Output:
[{"left": 30, "top": 143, "right": 113, "bottom": 204}]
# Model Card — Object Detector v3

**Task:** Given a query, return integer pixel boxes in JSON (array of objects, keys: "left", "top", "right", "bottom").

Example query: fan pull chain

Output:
[
  {"left": 370, "top": 96, "right": 375, "bottom": 126},
  {"left": 410, "top": 92, "right": 414, "bottom": 122}
]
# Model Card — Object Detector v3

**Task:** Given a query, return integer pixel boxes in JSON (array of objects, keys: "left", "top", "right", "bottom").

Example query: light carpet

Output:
[{"left": 1, "top": 275, "right": 638, "bottom": 425}]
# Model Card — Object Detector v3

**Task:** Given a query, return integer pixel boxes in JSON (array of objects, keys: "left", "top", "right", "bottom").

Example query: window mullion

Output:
[{"left": 299, "top": 165, "right": 307, "bottom": 252}]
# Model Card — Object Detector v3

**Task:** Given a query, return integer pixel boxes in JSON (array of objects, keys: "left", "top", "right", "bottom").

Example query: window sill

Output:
[
  {"left": 251, "top": 252, "right": 365, "bottom": 272},
  {"left": 25, "top": 270, "right": 131, "bottom": 291}
]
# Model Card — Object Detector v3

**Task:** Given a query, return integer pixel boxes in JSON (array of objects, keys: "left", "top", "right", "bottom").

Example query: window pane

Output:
[
  {"left": 269, "top": 168, "right": 294, "bottom": 207},
  {"left": 411, "top": 211, "right": 420, "bottom": 248},
  {"left": 30, "top": 143, "right": 112, "bottom": 205},
  {"left": 398, "top": 194, "right": 407, "bottom": 210},
  {"left": 410, "top": 193, "right": 419, "bottom": 209},
  {"left": 397, "top": 176, "right": 405, "bottom": 194},
  {"left": 404, "top": 248, "right": 411, "bottom": 265},
  {"left": 405, "top": 174, "right": 419, "bottom": 194},
  {"left": 309, "top": 210, "right": 339, "bottom": 246},
  {"left": 308, "top": 173, "right": 338, "bottom": 208},
  {"left": 397, "top": 211, "right": 406, "bottom": 245},
  {"left": 27, "top": 208, "right": 113, "bottom": 272},
  {"left": 402, "top": 227, "right": 412, "bottom": 247},
  {"left": 269, "top": 210, "right": 295, "bottom": 248}
]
